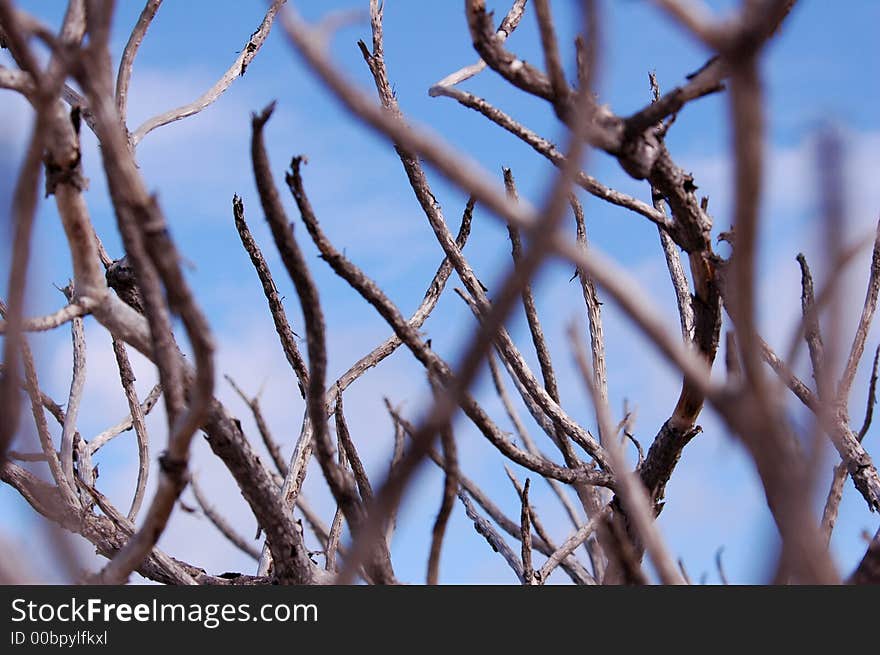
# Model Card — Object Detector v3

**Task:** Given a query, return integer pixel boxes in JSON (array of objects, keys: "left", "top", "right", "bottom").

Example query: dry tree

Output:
[{"left": 0, "top": 0, "right": 878, "bottom": 585}]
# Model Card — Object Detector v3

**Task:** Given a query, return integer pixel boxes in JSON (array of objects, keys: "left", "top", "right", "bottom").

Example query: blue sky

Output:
[{"left": 1, "top": 1, "right": 879, "bottom": 584}]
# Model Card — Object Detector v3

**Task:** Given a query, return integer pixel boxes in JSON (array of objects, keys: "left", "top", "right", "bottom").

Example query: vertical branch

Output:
[
  {"left": 0, "top": 105, "right": 47, "bottom": 461},
  {"left": 232, "top": 195, "right": 309, "bottom": 397},
  {"left": 838, "top": 219, "right": 880, "bottom": 404},
  {"left": 796, "top": 254, "right": 826, "bottom": 398},
  {"left": 571, "top": 195, "right": 609, "bottom": 401},
  {"left": 251, "top": 106, "right": 394, "bottom": 584},
  {"left": 59, "top": 286, "right": 87, "bottom": 493},
  {"left": 519, "top": 478, "right": 535, "bottom": 584},
  {"left": 225, "top": 375, "right": 287, "bottom": 477},
  {"left": 325, "top": 434, "right": 349, "bottom": 573},
  {"left": 115, "top": 0, "right": 163, "bottom": 121},
  {"left": 822, "top": 344, "right": 880, "bottom": 543},
  {"left": 569, "top": 323, "right": 685, "bottom": 585},
  {"left": 112, "top": 338, "right": 151, "bottom": 521},
  {"left": 533, "top": 0, "right": 571, "bottom": 107},
  {"left": 426, "top": 422, "right": 458, "bottom": 585},
  {"left": 82, "top": 0, "right": 216, "bottom": 583},
  {"left": 0, "top": 301, "right": 79, "bottom": 508},
  {"left": 503, "top": 168, "right": 562, "bottom": 401},
  {"left": 458, "top": 490, "right": 526, "bottom": 583},
  {"left": 334, "top": 390, "right": 374, "bottom": 504},
  {"left": 648, "top": 72, "right": 694, "bottom": 344}
]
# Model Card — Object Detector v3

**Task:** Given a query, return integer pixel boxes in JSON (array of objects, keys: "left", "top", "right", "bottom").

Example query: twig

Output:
[
  {"left": 538, "top": 506, "right": 610, "bottom": 584},
  {"left": 533, "top": 0, "right": 570, "bottom": 107},
  {"left": 678, "top": 558, "right": 693, "bottom": 585},
  {"left": 191, "top": 476, "right": 261, "bottom": 560},
  {"left": 715, "top": 546, "right": 729, "bottom": 585},
  {"left": 59, "top": 289, "right": 87, "bottom": 493},
  {"left": 569, "top": 322, "right": 685, "bottom": 584},
  {"left": 111, "top": 338, "right": 151, "bottom": 521},
  {"left": 23, "top": 348, "right": 80, "bottom": 509},
  {"left": 429, "top": 84, "right": 669, "bottom": 228},
  {"left": 429, "top": 0, "right": 527, "bottom": 90},
  {"left": 334, "top": 389, "right": 373, "bottom": 504},
  {"left": 458, "top": 490, "right": 525, "bottom": 583},
  {"left": 519, "top": 478, "right": 535, "bottom": 584},
  {"left": 232, "top": 195, "right": 309, "bottom": 398},
  {"left": 0, "top": 302, "right": 91, "bottom": 334},
  {"left": 759, "top": 338, "right": 818, "bottom": 412},
  {"left": 503, "top": 168, "right": 561, "bottom": 403},
  {"left": 251, "top": 106, "right": 392, "bottom": 584},
  {"left": 504, "top": 467, "right": 555, "bottom": 562},
  {"left": 130, "top": 0, "right": 285, "bottom": 145},
  {"left": 821, "top": 344, "right": 880, "bottom": 543},
  {"left": 838, "top": 219, "right": 880, "bottom": 404},
  {"left": 225, "top": 375, "right": 287, "bottom": 477},
  {"left": 570, "top": 195, "right": 609, "bottom": 402},
  {"left": 329, "top": 198, "right": 473, "bottom": 403},
  {"left": 115, "top": 0, "right": 163, "bottom": 121},
  {"left": 88, "top": 384, "right": 162, "bottom": 455},
  {"left": 858, "top": 345, "right": 880, "bottom": 442},
  {"left": 427, "top": 423, "right": 458, "bottom": 585},
  {"left": 648, "top": 72, "right": 694, "bottom": 343},
  {"left": 796, "top": 253, "right": 827, "bottom": 398},
  {"left": 394, "top": 406, "right": 595, "bottom": 585},
  {"left": 488, "top": 353, "right": 586, "bottom": 537}
]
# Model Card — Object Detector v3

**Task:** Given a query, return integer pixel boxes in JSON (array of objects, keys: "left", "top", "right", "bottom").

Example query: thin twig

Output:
[
  {"left": 458, "top": 490, "right": 525, "bottom": 583},
  {"left": 538, "top": 506, "right": 609, "bottom": 584},
  {"left": 232, "top": 195, "right": 309, "bottom": 398},
  {"left": 429, "top": 0, "right": 527, "bottom": 90},
  {"left": 325, "top": 443, "right": 348, "bottom": 573},
  {"left": 838, "top": 219, "right": 880, "bottom": 404},
  {"left": 569, "top": 323, "right": 685, "bottom": 584},
  {"left": 225, "top": 375, "right": 287, "bottom": 477},
  {"left": 0, "top": 302, "right": 91, "bottom": 334},
  {"left": 715, "top": 546, "right": 729, "bottom": 585},
  {"left": 190, "top": 476, "right": 261, "bottom": 560},
  {"left": 115, "top": 0, "right": 163, "bottom": 121},
  {"left": 59, "top": 289, "right": 87, "bottom": 494},
  {"left": 130, "top": 0, "right": 285, "bottom": 145},
  {"left": 427, "top": 422, "right": 458, "bottom": 585},
  {"left": 108, "top": 337, "right": 151, "bottom": 522},
  {"left": 519, "top": 477, "right": 535, "bottom": 584},
  {"left": 251, "top": 106, "right": 393, "bottom": 584},
  {"left": 88, "top": 384, "right": 162, "bottom": 455}
]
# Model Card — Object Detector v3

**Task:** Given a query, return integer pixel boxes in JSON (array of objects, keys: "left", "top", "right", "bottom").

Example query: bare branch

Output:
[
  {"left": 115, "top": 0, "right": 162, "bottom": 121},
  {"left": 232, "top": 195, "right": 309, "bottom": 398},
  {"left": 427, "top": 423, "right": 458, "bottom": 585},
  {"left": 130, "top": 0, "right": 285, "bottom": 145},
  {"left": 225, "top": 375, "right": 286, "bottom": 477},
  {"left": 539, "top": 507, "right": 609, "bottom": 584},
  {"left": 0, "top": 302, "right": 91, "bottom": 334},
  {"left": 569, "top": 323, "right": 685, "bottom": 585},
  {"left": 191, "top": 476, "right": 261, "bottom": 560},
  {"left": 251, "top": 106, "right": 393, "bottom": 584},
  {"left": 110, "top": 338, "right": 151, "bottom": 521},
  {"left": 429, "top": 0, "right": 527, "bottom": 90},
  {"left": 334, "top": 389, "right": 373, "bottom": 504},
  {"left": 458, "top": 490, "right": 525, "bottom": 583},
  {"left": 88, "top": 384, "right": 161, "bottom": 455},
  {"left": 838, "top": 219, "right": 880, "bottom": 404},
  {"left": 519, "top": 478, "right": 535, "bottom": 584},
  {"left": 59, "top": 295, "right": 87, "bottom": 495}
]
